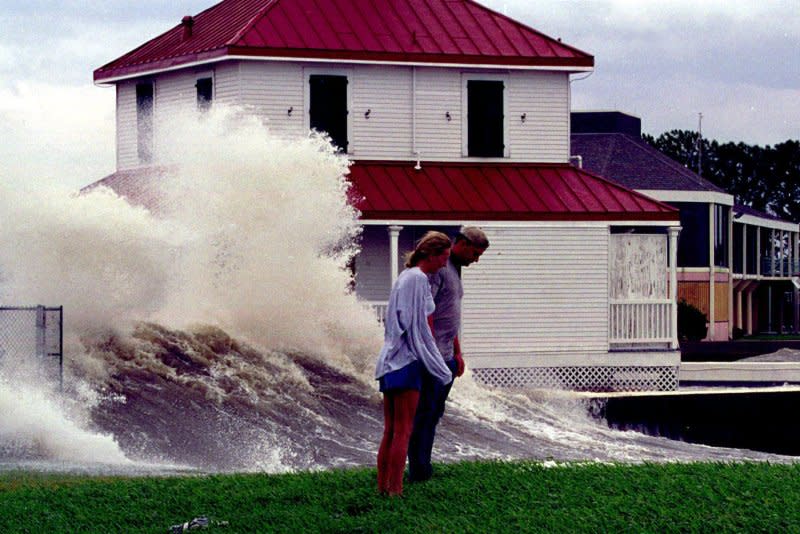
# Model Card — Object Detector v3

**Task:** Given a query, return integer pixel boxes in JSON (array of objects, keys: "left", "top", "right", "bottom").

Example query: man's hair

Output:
[
  {"left": 405, "top": 231, "right": 452, "bottom": 267},
  {"left": 455, "top": 226, "right": 489, "bottom": 249}
]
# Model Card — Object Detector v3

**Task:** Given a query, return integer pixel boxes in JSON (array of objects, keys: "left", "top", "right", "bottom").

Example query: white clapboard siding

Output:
[
  {"left": 461, "top": 225, "right": 609, "bottom": 356},
  {"left": 116, "top": 81, "right": 138, "bottom": 170},
  {"left": 507, "top": 71, "right": 570, "bottom": 162},
  {"left": 351, "top": 65, "right": 413, "bottom": 158},
  {"left": 213, "top": 61, "right": 242, "bottom": 106},
  {"left": 238, "top": 61, "right": 306, "bottom": 138},
  {"left": 155, "top": 70, "right": 197, "bottom": 112},
  {"left": 414, "top": 68, "right": 463, "bottom": 158},
  {"left": 115, "top": 61, "right": 573, "bottom": 167},
  {"left": 354, "top": 226, "right": 392, "bottom": 302}
]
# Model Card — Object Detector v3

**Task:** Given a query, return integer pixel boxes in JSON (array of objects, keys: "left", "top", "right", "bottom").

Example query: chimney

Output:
[{"left": 182, "top": 15, "right": 194, "bottom": 40}]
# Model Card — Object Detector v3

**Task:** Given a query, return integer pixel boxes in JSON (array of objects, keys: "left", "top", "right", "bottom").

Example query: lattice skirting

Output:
[{"left": 472, "top": 365, "right": 679, "bottom": 392}]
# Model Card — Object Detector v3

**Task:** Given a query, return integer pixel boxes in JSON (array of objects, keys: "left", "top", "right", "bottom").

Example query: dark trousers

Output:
[{"left": 407, "top": 358, "right": 459, "bottom": 481}]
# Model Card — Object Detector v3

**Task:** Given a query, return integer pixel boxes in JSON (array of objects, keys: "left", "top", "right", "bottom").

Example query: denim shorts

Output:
[{"left": 378, "top": 359, "right": 423, "bottom": 392}]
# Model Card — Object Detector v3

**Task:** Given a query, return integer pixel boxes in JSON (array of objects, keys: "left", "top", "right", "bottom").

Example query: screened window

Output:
[
  {"left": 746, "top": 225, "right": 758, "bottom": 274},
  {"left": 196, "top": 77, "right": 212, "bottom": 111},
  {"left": 714, "top": 204, "right": 729, "bottom": 268},
  {"left": 733, "top": 223, "right": 743, "bottom": 273},
  {"left": 467, "top": 80, "right": 504, "bottom": 157},
  {"left": 136, "top": 82, "right": 154, "bottom": 163},
  {"left": 672, "top": 202, "right": 710, "bottom": 267},
  {"left": 309, "top": 74, "right": 348, "bottom": 153}
]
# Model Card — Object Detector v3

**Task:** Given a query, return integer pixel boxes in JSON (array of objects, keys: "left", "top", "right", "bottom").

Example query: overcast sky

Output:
[{"left": 1, "top": 0, "right": 797, "bottom": 190}]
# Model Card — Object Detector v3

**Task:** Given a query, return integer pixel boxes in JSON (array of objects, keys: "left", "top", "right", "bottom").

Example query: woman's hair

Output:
[{"left": 404, "top": 231, "right": 451, "bottom": 267}]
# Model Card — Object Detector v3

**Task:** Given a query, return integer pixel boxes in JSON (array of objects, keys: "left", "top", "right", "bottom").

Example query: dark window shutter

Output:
[
  {"left": 196, "top": 77, "right": 213, "bottom": 111},
  {"left": 467, "top": 80, "right": 504, "bottom": 157},
  {"left": 309, "top": 75, "right": 348, "bottom": 152},
  {"left": 136, "top": 82, "right": 154, "bottom": 163}
]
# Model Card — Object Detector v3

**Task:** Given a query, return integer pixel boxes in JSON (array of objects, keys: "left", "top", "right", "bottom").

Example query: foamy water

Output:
[{"left": 0, "top": 106, "right": 790, "bottom": 473}]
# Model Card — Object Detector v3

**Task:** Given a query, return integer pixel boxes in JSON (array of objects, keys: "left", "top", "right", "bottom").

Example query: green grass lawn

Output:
[{"left": 2, "top": 461, "right": 800, "bottom": 533}]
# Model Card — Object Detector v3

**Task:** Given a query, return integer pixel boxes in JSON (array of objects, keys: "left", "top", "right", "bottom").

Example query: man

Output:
[{"left": 408, "top": 226, "right": 489, "bottom": 482}]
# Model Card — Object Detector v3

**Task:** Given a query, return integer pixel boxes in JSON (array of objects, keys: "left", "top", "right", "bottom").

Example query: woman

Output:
[{"left": 375, "top": 231, "right": 453, "bottom": 496}]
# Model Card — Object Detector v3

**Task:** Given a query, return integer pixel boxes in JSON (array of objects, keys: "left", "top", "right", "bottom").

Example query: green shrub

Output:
[{"left": 678, "top": 299, "right": 708, "bottom": 341}]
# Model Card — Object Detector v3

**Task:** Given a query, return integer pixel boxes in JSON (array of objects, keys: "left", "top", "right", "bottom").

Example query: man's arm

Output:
[{"left": 453, "top": 335, "right": 465, "bottom": 377}]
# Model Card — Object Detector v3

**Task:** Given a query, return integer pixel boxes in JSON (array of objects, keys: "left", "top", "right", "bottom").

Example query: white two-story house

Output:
[{"left": 91, "top": 0, "right": 682, "bottom": 391}]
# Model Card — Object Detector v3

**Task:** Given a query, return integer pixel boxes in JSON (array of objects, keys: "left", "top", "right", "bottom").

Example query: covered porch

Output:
[{"left": 348, "top": 161, "right": 682, "bottom": 391}]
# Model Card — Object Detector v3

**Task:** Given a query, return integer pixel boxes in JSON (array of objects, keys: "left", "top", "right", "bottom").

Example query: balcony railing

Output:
[
  {"left": 609, "top": 299, "right": 673, "bottom": 345},
  {"left": 760, "top": 258, "right": 800, "bottom": 277},
  {"left": 365, "top": 301, "right": 388, "bottom": 325}
]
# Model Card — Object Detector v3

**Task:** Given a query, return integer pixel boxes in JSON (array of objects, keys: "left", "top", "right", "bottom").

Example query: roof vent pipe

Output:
[{"left": 182, "top": 16, "right": 194, "bottom": 39}]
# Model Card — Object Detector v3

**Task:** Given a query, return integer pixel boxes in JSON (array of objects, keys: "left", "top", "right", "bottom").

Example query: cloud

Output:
[{"left": 485, "top": 0, "right": 800, "bottom": 143}]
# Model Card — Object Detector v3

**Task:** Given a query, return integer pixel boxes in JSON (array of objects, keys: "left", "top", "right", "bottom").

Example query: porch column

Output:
[
  {"left": 669, "top": 226, "right": 682, "bottom": 349},
  {"left": 728, "top": 206, "right": 734, "bottom": 339},
  {"left": 735, "top": 288, "right": 743, "bottom": 330},
  {"left": 746, "top": 285, "right": 754, "bottom": 335},
  {"left": 795, "top": 231, "right": 800, "bottom": 333},
  {"left": 742, "top": 223, "right": 748, "bottom": 276},
  {"left": 388, "top": 225, "right": 403, "bottom": 288},
  {"left": 708, "top": 205, "right": 716, "bottom": 340},
  {"left": 756, "top": 229, "right": 761, "bottom": 276},
  {"left": 771, "top": 229, "right": 776, "bottom": 276}
]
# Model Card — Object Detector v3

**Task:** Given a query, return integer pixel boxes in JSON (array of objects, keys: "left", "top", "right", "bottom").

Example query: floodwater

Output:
[{"left": 0, "top": 106, "right": 792, "bottom": 475}]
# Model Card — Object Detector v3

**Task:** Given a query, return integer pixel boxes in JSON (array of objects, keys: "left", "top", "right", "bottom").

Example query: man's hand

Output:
[{"left": 454, "top": 351, "right": 465, "bottom": 377}]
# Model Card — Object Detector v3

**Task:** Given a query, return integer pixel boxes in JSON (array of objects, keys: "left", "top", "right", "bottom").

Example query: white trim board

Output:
[
  {"left": 637, "top": 189, "right": 734, "bottom": 206},
  {"left": 96, "top": 55, "right": 593, "bottom": 85}
]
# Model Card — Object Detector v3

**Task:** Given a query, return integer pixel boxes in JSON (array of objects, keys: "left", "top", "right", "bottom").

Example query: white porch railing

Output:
[
  {"left": 609, "top": 299, "right": 673, "bottom": 344},
  {"left": 367, "top": 299, "right": 674, "bottom": 345},
  {"left": 365, "top": 301, "right": 388, "bottom": 325}
]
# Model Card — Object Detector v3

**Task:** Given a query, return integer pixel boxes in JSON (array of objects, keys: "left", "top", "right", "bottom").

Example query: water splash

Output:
[{"left": 0, "top": 106, "right": 788, "bottom": 472}]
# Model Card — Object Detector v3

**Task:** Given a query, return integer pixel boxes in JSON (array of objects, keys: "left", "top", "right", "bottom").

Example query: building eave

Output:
[{"left": 93, "top": 47, "right": 593, "bottom": 83}]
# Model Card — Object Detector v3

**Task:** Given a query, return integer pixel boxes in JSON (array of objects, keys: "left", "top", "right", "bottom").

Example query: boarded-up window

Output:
[
  {"left": 196, "top": 77, "right": 213, "bottom": 112},
  {"left": 309, "top": 75, "right": 348, "bottom": 152},
  {"left": 467, "top": 80, "right": 504, "bottom": 157},
  {"left": 136, "top": 82, "right": 154, "bottom": 163}
]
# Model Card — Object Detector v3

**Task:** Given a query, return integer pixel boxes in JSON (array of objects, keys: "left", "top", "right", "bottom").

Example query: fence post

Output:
[{"left": 35, "top": 305, "right": 46, "bottom": 359}]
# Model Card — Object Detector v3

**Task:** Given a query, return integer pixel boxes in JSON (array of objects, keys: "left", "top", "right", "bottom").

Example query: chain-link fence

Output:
[{"left": 0, "top": 306, "right": 63, "bottom": 387}]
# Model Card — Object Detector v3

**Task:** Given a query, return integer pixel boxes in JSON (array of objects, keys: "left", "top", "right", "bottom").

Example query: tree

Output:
[{"left": 644, "top": 132, "right": 800, "bottom": 222}]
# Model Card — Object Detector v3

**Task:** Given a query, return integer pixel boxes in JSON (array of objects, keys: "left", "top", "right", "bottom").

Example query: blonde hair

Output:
[{"left": 404, "top": 231, "right": 451, "bottom": 267}]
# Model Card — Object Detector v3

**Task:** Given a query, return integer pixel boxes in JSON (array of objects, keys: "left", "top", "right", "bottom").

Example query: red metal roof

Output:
[
  {"left": 85, "top": 161, "right": 676, "bottom": 222},
  {"left": 94, "top": 0, "right": 593, "bottom": 81},
  {"left": 348, "top": 162, "right": 679, "bottom": 221}
]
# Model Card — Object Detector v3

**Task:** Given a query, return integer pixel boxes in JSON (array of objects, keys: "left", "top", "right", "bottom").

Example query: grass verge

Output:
[{"left": 2, "top": 461, "right": 800, "bottom": 532}]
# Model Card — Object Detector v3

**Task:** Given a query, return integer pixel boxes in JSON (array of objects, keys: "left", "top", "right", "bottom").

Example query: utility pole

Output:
[{"left": 697, "top": 112, "right": 703, "bottom": 177}]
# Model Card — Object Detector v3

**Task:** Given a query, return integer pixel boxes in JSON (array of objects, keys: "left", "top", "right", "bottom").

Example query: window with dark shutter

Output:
[
  {"left": 309, "top": 74, "right": 348, "bottom": 153},
  {"left": 136, "top": 82, "right": 154, "bottom": 163},
  {"left": 467, "top": 80, "right": 504, "bottom": 157},
  {"left": 196, "top": 77, "right": 212, "bottom": 112}
]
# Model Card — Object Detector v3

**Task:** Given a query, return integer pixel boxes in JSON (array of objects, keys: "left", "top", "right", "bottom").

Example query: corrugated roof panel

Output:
[
  {"left": 501, "top": 167, "right": 551, "bottom": 212},
  {"left": 347, "top": 162, "right": 678, "bottom": 221},
  {"left": 87, "top": 162, "right": 678, "bottom": 222},
  {"left": 406, "top": 169, "right": 450, "bottom": 212},
  {"left": 95, "top": 0, "right": 593, "bottom": 81},
  {"left": 467, "top": 167, "right": 510, "bottom": 212}
]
